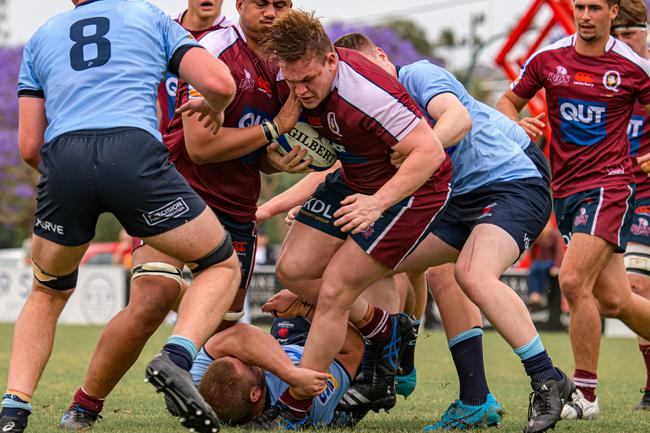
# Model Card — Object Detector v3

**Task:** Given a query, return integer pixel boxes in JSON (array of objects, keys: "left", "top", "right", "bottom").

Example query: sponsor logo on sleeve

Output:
[{"left": 143, "top": 198, "right": 190, "bottom": 226}]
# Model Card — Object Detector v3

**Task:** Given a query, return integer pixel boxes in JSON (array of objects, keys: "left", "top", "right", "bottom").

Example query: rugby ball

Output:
[{"left": 276, "top": 122, "right": 338, "bottom": 171}]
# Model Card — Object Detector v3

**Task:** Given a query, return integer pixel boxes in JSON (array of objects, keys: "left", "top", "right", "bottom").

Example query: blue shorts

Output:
[
  {"left": 524, "top": 142, "right": 551, "bottom": 185},
  {"left": 34, "top": 128, "right": 205, "bottom": 246},
  {"left": 214, "top": 211, "right": 257, "bottom": 290},
  {"left": 431, "top": 177, "right": 551, "bottom": 254},
  {"left": 554, "top": 184, "right": 635, "bottom": 253},
  {"left": 270, "top": 317, "right": 311, "bottom": 347},
  {"left": 628, "top": 197, "right": 650, "bottom": 246}
]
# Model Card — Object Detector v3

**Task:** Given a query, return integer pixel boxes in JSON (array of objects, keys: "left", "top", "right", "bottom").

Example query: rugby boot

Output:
[
  {"left": 60, "top": 403, "right": 102, "bottom": 430},
  {"left": 422, "top": 393, "right": 504, "bottom": 431},
  {"left": 145, "top": 352, "right": 220, "bottom": 433},
  {"left": 330, "top": 408, "right": 369, "bottom": 428},
  {"left": 635, "top": 388, "right": 650, "bottom": 411},
  {"left": 339, "top": 313, "right": 414, "bottom": 413},
  {"left": 243, "top": 404, "right": 312, "bottom": 430},
  {"left": 560, "top": 389, "right": 599, "bottom": 420},
  {"left": 396, "top": 317, "right": 419, "bottom": 398},
  {"left": 0, "top": 412, "right": 28, "bottom": 433},
  {"left": 525, "top": 368, "right": 575, "bottom": 433}
]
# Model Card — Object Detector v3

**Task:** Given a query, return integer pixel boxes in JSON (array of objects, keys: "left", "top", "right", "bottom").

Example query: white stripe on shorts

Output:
[
  {"left": 590, "top": 187, "right": 604, "bottom": 236},
  {"left": 367, "top": 197, "right": 415, "bottom": 254}
]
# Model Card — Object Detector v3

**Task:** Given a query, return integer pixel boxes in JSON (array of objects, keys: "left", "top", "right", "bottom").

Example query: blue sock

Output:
[
  {"left": 514, "top": 335, "right": 562, "bottom": 382},
  {"left": 1, "top": 394, "right": 32, "bottom": 428},
  {"left": 163, "top": 335, "right": 198, "bottom": 371},
  {"left": 360, "top": 342, "right": 373, "bottom": 381},
  {"left": 448, "top": 327, "right": 490, "bottom": 406},
  {"left": 189, "top": 347, "right": 214, "bottom": 386}
]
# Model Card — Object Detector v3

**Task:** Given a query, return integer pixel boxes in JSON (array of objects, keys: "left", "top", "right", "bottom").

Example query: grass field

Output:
[{"left": 0, "top": 324, "right": 648, "bottom": 433}]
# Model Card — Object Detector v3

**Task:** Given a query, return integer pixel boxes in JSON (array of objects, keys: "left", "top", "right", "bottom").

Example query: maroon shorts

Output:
[{"left": 554, "top": 184, "right": 636, "bottom": 253}]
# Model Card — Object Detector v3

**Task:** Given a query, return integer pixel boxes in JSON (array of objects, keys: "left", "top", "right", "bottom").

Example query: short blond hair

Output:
[
  {"left": 613, "top": 0, "right": 648, "bottom": 29},
  {"left": 333, "top": 33, "right": 377, "bottom": 55},
  {"left": 260, "top": 10, "right": 333, "bottom": 63}
]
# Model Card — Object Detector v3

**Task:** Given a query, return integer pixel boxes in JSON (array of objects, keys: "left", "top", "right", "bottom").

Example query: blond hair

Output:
[
  {"left": 613, "top": 0, "right": 648, "bottom": 29},
  {"left": 333, "top": 33, "right": 377, "bottom": 55},
  {"left": 260, "top": 10, "right": 333, "bottom": 63}
]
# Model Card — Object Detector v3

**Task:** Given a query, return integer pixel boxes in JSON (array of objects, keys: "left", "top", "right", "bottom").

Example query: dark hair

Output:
[
  {"left": 259, "top": 10, "right": 333, "bottom": 63},
  {"left": 198, "top": 358, "right": 259, "bottom": 425},
  {"left": 333, "top": 32, "right": 377, "bottom": 53}
]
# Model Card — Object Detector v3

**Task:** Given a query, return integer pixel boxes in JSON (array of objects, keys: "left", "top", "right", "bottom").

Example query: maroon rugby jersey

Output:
[
  {"left": 512, "top": 35, "right": 650, "bottom": 198},
  {"left": 302, "top": 48, "right": 452, "bottom": 196},
  {"left": 629, "top": 101, "right": 650, "bottom": 199},
  {"left": 157, "top": 11, "right": 232, "bottom": 134},
  {"left": 164, "top": 24, "right": 284, "bottom": 223}
]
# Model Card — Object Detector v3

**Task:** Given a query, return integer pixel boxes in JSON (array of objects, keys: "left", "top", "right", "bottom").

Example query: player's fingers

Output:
[
  {"left": 339, "top": 218, "right": 362, "bottom": 233},
  {"left": 333, "top": 204, "right": 354, "bottom": 220},
  {"left": 531, "top": 118, "right": 546, "bottom": 128},
  {"left": 351, "top": 221, "right": 369, "bottom": 235},
  {"left": 291, "top": 157, "right": 313, "bottom": 173},
  {"left": 535, "top": 112, "right": 546, "bottom": 120},
  {"left": 340, "top": 195, "right": 358, "bottom": 206}
]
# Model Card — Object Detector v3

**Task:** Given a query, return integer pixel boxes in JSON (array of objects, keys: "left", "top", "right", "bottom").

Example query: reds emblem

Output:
[
  {"left": 548, "top": 66, "right": 571, "bottom": 87},
  {"left": 574, "top": 208, "right": 589, "bottom": 226},
  {"left": 361, "top": 224, "right": 375, "bottom": 239},
  {"left": 239, "top": 69, "right": 255, "bottom": 92},
  {"left": 631, "top": 218, "right": 650, "bottom": 237}
]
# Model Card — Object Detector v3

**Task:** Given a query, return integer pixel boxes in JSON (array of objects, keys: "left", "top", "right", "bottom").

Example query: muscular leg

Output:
[
  {"left": 408, "top": 271, "right": 427, "bottom": 320},
  {"left": 82, "top": 246, "right": 183, "bottom": 399},
  {"left": 559, "top": 234, "right": 613, "bottom": 376},
  {"left": 6, "top": 235, "right": 88, "bottom": 400}
]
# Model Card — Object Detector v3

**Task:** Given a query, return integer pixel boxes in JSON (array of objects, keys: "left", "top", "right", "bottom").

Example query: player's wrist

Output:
[{"left": 262, "top": 120, "right": 281, "bottom": 142}]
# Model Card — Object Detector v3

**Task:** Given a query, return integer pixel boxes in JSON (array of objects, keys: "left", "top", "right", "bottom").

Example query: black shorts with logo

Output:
[
  {"left": 213, "top": 210, "right": 257, "bottom": 290},
  {"left": 34, "top": 128, "right": 206, "bottom": 246}
]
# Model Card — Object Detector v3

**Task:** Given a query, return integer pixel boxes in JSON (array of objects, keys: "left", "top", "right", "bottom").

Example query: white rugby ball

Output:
[{"left": 276, "top": 122, "right": 338, "bottom": 171}]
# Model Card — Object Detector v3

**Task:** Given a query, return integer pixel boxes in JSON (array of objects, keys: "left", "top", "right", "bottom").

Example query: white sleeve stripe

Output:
[
  {"left": 199, "top": 26, "right": 238, "bottom": 58},
  {"left": 517, "top": 35, "right": 574, "bottom": 80},
  {"left": 611, "top": 40, "right": 650, "bottom": 80},
  {"left": 337, "top": 61, "right": 419, "bottom": 140}
]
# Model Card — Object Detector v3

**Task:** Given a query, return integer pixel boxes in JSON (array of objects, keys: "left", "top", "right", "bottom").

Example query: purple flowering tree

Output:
[
  {"left": 0, "top": 46, "right": 37, "bottom": 248},
  {"left": 327, "top": 22, "right": 435, "bottom": 66}
]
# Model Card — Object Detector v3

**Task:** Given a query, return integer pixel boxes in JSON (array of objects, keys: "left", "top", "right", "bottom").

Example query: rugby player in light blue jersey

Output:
[
  {"left": 331, "top": 34, "right": 571, "bottom": 433},
  {"left": 0, "top": 1, "right": 245, "bottom": 432},
  {"left": 190, "top": 290, "right": 360, "bottom": 428}
]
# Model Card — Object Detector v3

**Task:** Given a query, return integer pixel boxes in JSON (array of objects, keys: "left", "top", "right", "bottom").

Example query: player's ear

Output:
[{"left": 249, "top": 385, "right": 263, "bottom": 403}]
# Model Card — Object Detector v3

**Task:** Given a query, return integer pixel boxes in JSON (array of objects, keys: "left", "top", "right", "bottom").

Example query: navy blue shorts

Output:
[
  {"left": 270, "top": 317, "right": 311, "bottom": 346},
  {"left": 431, "top": 177, "right": 551, "bottom": 254},
  {"left": 524, "top": 142, "right": 551, "bottom": 185},
  {"left": 214, "top": 211, "right": 257, "bottom": 290},
  {"left": 628, "top": 197, "right": 650, "bottom": 246},
  {"left": 34, "top": 128, "right": 206, "bottom": 246}
]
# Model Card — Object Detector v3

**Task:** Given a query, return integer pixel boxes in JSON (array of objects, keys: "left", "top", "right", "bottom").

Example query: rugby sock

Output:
[
  {"left": 72, "top": 387, "right": 104, "bottom": 413},
  {"left": 360, "top": 342, "right": 374, "bottom": 381},
  {"left": 278, "top": 388, "right": 312, "bottom": 418},
  {"left": 1, "top": 393, "right": 32, "bottom": 427},
  {"left": 399, "top": 318, "right": 420, "bottom": 376},
  {"left": 448, "top": 327, "right": 489, "bottom": 406},
  {"left": 515, "top": 334, "right": 563, "bottom": 383},
  {"left": 163, "top": 335, "right": 198, "bottom": 371},
  {"left": 640, "top": 345, "right": 650, "bottom": 391},
  {"left": 355, "top": 306, "right": 390, "bottom": 343},
  {"left": 573, "top": 369, "right": 597, "bottom": 402}
]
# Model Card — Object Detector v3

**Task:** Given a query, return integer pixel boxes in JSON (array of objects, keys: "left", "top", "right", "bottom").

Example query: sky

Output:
[{"left": 6, "top": 0, "right": 536, "bottom": 69}]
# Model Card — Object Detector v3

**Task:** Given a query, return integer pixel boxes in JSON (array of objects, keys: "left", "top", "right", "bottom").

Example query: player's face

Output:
[
  {"left": 188, "top": 0, "right": 223, "bottom": 21},
  {"left": 613, "top": 28, "right": 649, "bottom": 57},
  {"left": 574, "top": 0, "right": 619, "bottom": 42},
  {"left": 237, "top": 0, "right": 292, "bottom": 42},
  {"left": 282, "top": 53, "right": 338, "bottom": 109}
]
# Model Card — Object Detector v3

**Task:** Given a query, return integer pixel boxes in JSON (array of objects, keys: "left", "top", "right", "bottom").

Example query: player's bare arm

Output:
[
  {"left": 333, "top": 119, "right": 445, "bottom": 234},
  {"left": 426, "top": 93, "right": 472, "bottom": 147},
  {"left": 183, "top": 91, "right": 302, "bottom": 164},
  {"left": 176, "top": 47, "right": 236, "bottom": 133},
  {"left": 203, "top": 323, "right": 330, "bottom": 396},
  {"left": 255, "top": 163, "right": 341, "bottom": 222},
  {"left": 18, "top": 97, "right": 47, "bottom": 171},
  {"left": 496, "top": 89, "right": 546, "bottom": 138}
]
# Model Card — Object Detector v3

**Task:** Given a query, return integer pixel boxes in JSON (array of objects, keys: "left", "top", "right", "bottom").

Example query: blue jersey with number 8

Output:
[{"left": 17, "top": 0, "right": 200, "bottom": 142}]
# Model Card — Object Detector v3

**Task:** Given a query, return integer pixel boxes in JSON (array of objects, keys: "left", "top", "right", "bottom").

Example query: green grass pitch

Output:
[{"left": 0, "top": 324, "right": 648, "bottom": 432}]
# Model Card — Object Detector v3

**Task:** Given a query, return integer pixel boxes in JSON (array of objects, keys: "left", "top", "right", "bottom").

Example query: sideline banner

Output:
[{"left": 0, "top": 265, "right": 126, "bottom": 325}]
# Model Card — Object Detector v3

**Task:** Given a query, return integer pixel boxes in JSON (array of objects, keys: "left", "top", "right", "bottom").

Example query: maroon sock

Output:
[
  {"left": 640, "top": 345, "right": 650, "bottom": 391},
  {"left": 73, "top": 388, "right": 104, "bottom": 413},
  {"left": 357, "top": 307, "right": 390, "bottom": 344},
  {"left": 573, "top": 369, "right": 597, "bottom": 402},
  {"left": 278, "top": 388, "right": 312, "bottom": 418}
]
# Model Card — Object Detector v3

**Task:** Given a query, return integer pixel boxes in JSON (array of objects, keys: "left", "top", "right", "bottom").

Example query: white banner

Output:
[{"left": 0, "top": 265, "right": 126, "bottom": 325}]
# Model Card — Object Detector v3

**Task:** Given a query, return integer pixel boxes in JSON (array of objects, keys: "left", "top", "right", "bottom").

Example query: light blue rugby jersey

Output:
[
  {"left": 17, "top": 0, "right": 200, "bottom": 142},
  {"left": 265, "top": 345, "right": 350, "bottom": 426},
  {"left": 398, "top": 60, "right": 541, "bottom": 196}
]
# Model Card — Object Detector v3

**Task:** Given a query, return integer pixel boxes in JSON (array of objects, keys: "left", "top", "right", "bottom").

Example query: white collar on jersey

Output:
[
  {"left": 571, "top": 33, "right": 617, "bottom": 52},
  {"left": 174, "top": 9, "right": 233, "bottom": 28}
]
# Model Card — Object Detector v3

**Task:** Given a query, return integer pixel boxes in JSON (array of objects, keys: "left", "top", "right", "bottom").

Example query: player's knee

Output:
[
  {"left": 596, "top": 295, "right": 625, "bottom": 318},
  {"left": 453, "top": 266, "right": 486, "bottom": 302},
  {"left": 275, "top": 255, "right": 309, "bottom": 288},
  {"left": 558, "top": 271, "right": 589, "bottom": 303},
  {"left": 317, "top": 281, "right": 350, "bottom": 311},
  {"left": 32, "top": 261, "right": 78, "bottom": 301},
  {"left": 185, "top": 232, "right": 237, "bottom": 275},
  {"left": 124, "top": 300, "right": 171, "bottom": 335}
]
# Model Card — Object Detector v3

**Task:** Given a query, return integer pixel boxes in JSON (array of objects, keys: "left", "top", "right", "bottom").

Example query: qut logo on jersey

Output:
[
  {"left": 628, "top": 115, "right": 644, "bottom": 156},
  {"left": 558, "top": 98, "right": 608, "bottom": 146},
  {"left": 238, "top": 108, "right": 270, "bottom": 129}
]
